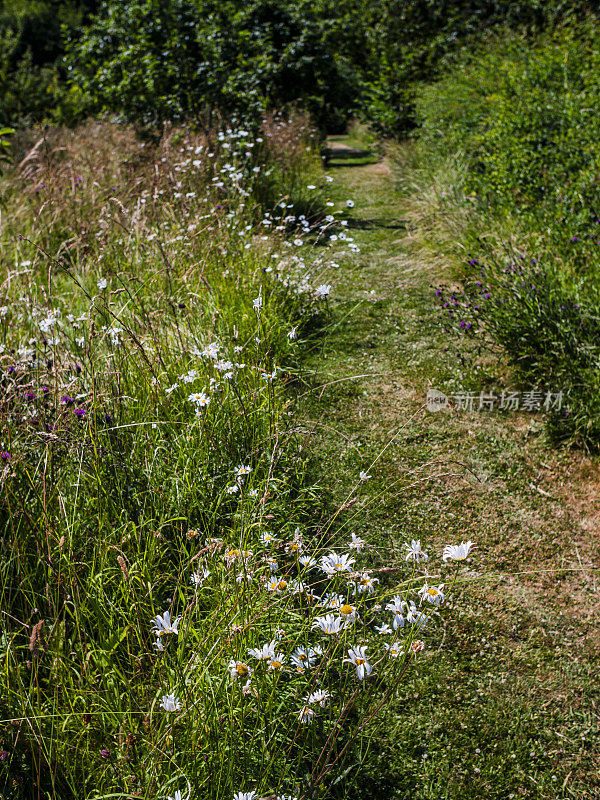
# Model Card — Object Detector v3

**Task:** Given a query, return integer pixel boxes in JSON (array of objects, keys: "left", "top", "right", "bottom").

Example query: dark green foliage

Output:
[
  {"left": 362, "top": 0, "right": 595, "bottom": 135},
  {"left": 412, "top": 23, "right": 600, "bottom": 446},
  {"left": 65, "top": 0, "right": 368, "bottom": 132},
  {"left": 0, "top": 0, "right": 96, "bottom": 124}
]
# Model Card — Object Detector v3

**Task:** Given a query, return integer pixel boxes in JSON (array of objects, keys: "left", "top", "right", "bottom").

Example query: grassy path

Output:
[{"left": 305, "top": 135, "right": 600, "bottom": 800}]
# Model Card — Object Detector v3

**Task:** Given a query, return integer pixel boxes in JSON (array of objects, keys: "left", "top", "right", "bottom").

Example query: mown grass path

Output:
[{"left": 304, "top": 135, "right": 599, "bottom": 800}]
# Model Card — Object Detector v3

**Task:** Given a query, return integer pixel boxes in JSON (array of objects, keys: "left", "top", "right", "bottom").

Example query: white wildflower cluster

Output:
[{"left": 150, "top": 514, "right": 474, "bottom": 779}]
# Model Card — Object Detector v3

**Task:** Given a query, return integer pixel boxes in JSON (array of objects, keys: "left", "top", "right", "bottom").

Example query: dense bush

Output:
[
  {"left": 416, "top": 25, "right": 600, "bottom": 230},
  {"left": 405, "top": 23, "right": 600, "bottom": 446},
  {"left": 65, "top": 0, "right": 368, "bottom": 132},
  {"left": 361, "top": 0, "right": 592, "bottom": 135},
  {"left": 0, "top": 0, "right": 96, "bottom": 125}
]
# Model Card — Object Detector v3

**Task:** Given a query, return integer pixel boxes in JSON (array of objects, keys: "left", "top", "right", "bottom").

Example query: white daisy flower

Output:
[
  {"left": 320, "top": 552, "right": 355, "bottom": 577},
  {"left": 297, "top": 706, "right": 315, "bottom": 724},
  {"left": 152, "top": 611, "right": 181, "bottom": 636},
  {"left": 374, "top": 623, "right": 392, "bottom": 635},
  {"left": 188, "top": 391, "right": 210, "bottom": 407},
  {"left": 306, "top": 689, "right": 330, "bottom": 707},
  {"left": 359, "top": 471, "right": 371, "bottom": 481},
  {"left": 236, "top": 464, "right": 252, "bottom": 477},
  {"left": 346, "top": 200, "right": 355, "bottom": 208},
  {"left": 265, "top": 556, "right": 279, "bottom": 572},
  {"left": 233, "top": 792, "right": 256, "bottom": 800},
  {"left": 267, "top": 653, "right": 286, "bottom": 671},
  {"left": 385, "top": 641, "right": 404, "bottom": 658},
  {"left": 404, "top": 539, "right": 429, "bottom": 562},
  {"left": 312, "top": 614, "right": 345, "bottom": 635},
  {"left": 160, "top": 693, "right": 181, "bottom": 711},
  {"left": 344, "top": 645, "right": 372, "bottom": 680},
  {"left": 419, "top": 582, "right": 446, "bottom": 606},
  {"left": 351, "top": 571, "right": 379, "bottom": 594},
  {"left": 266, "top": 576, "right": 288, "bottom": 594},
  {"left": 260, "top": 532, "right": 278, "bottom": 545},
  {"left": 314, "top": 284, "right": 331, "bottom": 299},
  {"left": 229, "top": 660, "right": 253, "bottom": 680},
  {"left": 442, "top": 541, "right": 474, "bottom": 562},
  {"left": 339, "top": 602, "right": 359, "bottom": 623},
  {"left": 385, "top": 596, "right": 407, "bottom": 629},
  {"left": 247, "top": 641, "right": 277, "bottom": 661},
  {"left": 190, "top": 569, "right": 210, "bottom": 587},
  {"left": 348, "top": 532, "right": 365, "bottom": 552}
]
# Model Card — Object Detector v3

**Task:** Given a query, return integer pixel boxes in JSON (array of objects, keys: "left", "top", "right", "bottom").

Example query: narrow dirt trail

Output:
[{"left": 305, "top": 137, "right": 600, "bottom": 799}]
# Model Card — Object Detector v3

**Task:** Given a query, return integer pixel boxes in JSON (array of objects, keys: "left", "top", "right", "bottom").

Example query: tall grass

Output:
[{"left": 0, "top": 118, "right": 469, "bottom": 799}]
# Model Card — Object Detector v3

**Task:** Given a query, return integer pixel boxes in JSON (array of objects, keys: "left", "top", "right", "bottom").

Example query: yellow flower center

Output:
[
  {"left": 427, "top": 588, "right": 439, "bottom": 596},
  {"left": 236, "top": 663, "right": 249, "bottom": 676},
  {"left": 340, "top": 604, "right": 354, "bottom": 616},
  {"left": 271, "top": 660, "right": 282, "bottom": 669},
  {"left": 355, "top": 658, "right": 365, "bottom": 666},
  {"left": 277, "top": 580, "right": 288, "bottom": 590}
]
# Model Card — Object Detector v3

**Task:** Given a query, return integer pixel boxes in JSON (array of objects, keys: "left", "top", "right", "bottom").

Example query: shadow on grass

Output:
[
  {"left": 347, "top": 217, "right": 408, "bottom": 231},
  {"left": 322, "top": 146, "right": 380, "bottom": 168}
]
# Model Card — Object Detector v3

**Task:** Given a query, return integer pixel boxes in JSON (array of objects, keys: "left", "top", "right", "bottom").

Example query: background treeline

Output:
[{"left": 1, "top": 0, "right": 597, "bottom": 134}]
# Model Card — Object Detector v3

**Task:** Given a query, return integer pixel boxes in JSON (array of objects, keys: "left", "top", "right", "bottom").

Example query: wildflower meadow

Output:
[
  {"left": 2, "top": 2, "right": 599, "bottom": 799},
  {"left": 0, "top": 118, "right": 476, "bottom": 798}
]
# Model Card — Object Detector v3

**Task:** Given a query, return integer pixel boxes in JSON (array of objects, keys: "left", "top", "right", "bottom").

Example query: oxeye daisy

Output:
[
  {"left": 404, "top": 539, "right": 429, "bottom": 562},
  {"left": 248, "top": 641, "right": 277, "bottom": 660},
  {"left": 267, "top": 653, "right": 286, "bottom": 671},
  {"left": 233, "top": 792, "right": 256, "bottom": 800},
  {"left": 297, "top": 706, "right": 315, "bottom": 724},
  {"left": 265, "top": 556, "right": 279, "bottom": 572},
  {"left": 385, "top": 596, "right": 407, "bottom": 629},
  {"left": 374, "top": 623, "right": 392, "bottom": 635},
  {"left": 229, "top": 660, "right": 253, "bottom": 680},
  {"left": 188, "top": 391, "right": 210, "bottom": 407},
  {"left": 385, "top": 641, "right": 404, "bottom": 658},
  {"left": 348, "top": 532, "right": 366, "bottom": 552},
  {"left": 312, "top": 614, "right": 345, "bottom": 635},
  {"left": 160, "top": 693, "right": 181, "bottom": 711},
  {"left": 419, "top": 582, "right": 446, "bottom": 606},
  {"left": 152, "top": 611, "right": 181, "bottom": 636},
  {"left": 190, "top": 569, "right": 210, "bottom": 587},
  {"left": 351, "top": 571, "right": 379, "bottom": 594},
  {"left": 266, "top": 576, "right": 288, "bottom": 594},
  {"left": 344, "top": 645, "right": 372, "bottom": 680},
  {"left": 320, "top": 552, "right": 355, "bottom": 577},
  {"left": 442, "top": 541, "right": 474, "bottom": 562},
  {"left": 236, "top": 464, "right": 252, "bottom": 478},
  {"left": 306, "top": 689, "right": 330, "bottom": 707},
  {"left": 339, "top": 602, "right": 359, "bottom": 623}
]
